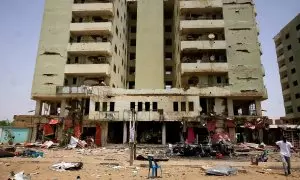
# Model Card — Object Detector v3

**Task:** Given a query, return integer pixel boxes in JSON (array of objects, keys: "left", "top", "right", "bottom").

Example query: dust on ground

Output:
[{"left": 1, "top": 145, "right": 300, "bottom": 180}]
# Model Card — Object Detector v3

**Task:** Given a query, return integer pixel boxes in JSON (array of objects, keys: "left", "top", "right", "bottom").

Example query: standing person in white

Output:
[{"left": 276, "top": 136, "right": 297, "bottom": 176}]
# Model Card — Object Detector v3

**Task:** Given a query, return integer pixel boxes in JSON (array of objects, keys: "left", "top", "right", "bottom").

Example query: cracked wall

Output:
[
  {"left": 32, "top": 0, "right": 73, "bottom": 97},
  {"left": 223, "top": 0, "right": 265, "bottom": 95}
]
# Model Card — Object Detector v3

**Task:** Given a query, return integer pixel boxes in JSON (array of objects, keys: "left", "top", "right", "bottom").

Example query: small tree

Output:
[
  {"left": 3, "top": 129, "right": 15, "bottom": 145},
  {"left": 0, "top": 120, "right": 11, "bottom": 126}
]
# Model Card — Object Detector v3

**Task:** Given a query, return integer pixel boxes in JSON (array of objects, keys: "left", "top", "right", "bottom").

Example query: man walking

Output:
[{"left": 276, "top": 136, "right": 297, "bottom": 176}]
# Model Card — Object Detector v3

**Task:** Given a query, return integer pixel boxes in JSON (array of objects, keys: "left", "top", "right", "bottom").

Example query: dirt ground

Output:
[{"left": 1, "top": 145, "right": 300, "bottom": 180}]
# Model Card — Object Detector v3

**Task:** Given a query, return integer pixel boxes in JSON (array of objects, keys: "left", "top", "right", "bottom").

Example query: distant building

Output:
[{"left": 274, "top": 13, "right": 300, "bottom": 119}]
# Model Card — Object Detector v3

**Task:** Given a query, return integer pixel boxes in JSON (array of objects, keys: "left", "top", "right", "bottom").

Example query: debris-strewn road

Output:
[{"left": 1, "top": 146, "right": 300, "bottom": 180}]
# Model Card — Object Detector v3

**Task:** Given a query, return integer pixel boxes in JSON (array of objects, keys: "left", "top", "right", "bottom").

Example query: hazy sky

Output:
[{"left": 0, "top": 0, "right": 300, "bottom": 120}]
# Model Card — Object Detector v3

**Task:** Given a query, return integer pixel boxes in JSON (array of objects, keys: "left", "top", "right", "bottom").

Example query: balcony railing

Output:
[{"left": 70, "top": 22, "right": 112, "bottom": 35}]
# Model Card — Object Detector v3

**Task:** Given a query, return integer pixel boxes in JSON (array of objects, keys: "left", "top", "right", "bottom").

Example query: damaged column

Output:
[
  {"left": 255, "top": 100, "right": 262, "bottom": 116},
  {"left": 60, "top": 99, "right": 67, "bottom": 117},
  {"left": 123, "top": 121, "right": 127, "bottom": 144},
  {"left": 35, "top": 100, "right": 43, "bottom": 115},
  {"left": 256, "top": 100, "right": 263, "bottom": 143},
  {"left": 162, "top": 122, "right": 166, "bottom": 145},
  {"left": 57, "top": 99, "right": 67, "bottom": 141},
  {"left": 227, "top": 99, "right": 234, "bottom": 116}
]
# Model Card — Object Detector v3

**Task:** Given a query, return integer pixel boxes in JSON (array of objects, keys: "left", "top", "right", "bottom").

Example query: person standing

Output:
[{"left": 276, "top": 136, "right": 297, "bottom": 176}]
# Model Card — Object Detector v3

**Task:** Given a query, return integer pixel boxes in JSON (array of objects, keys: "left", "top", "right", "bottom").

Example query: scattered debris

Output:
[
  {"left": 42, "top": 141, "right": 54, "bottom": 149},
  {"left": 99, "top": 162, "right": 120, "bottom": 166},
  {"left": 4, "top": 146, "right": 16, "bottom": 152},
  {"left": 206, "top": 165, "right": 237, "bottom": 176},
  {"left": 29, "top": 172, "right": 39, "bottom": 176},
  {"left": 50, "top": 162, "right": 83, "bottom": 172},
  {"left": 0, "top": 149, "right": 15, "bottom": 158},
  {"left": 22, "top": 149, "right": 44, "bottom": 158},
  {"left": 67, "top": 136, "right": 87, "bottom": 149},
  {"left": 9, "top": 171, "right": 31, "bottom": 180},
  {"left": 136, "top": 154, "right": 169, "bottom": 161},
  {"left": 5, "top": 163, "right": 10, "bottom": 166}
]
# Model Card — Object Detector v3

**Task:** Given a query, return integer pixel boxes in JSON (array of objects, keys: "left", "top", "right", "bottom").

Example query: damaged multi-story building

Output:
[
  {"left": 14, "top": 0, "right": 267, "bottom": 146},
  {"left": 273, "top": 13, "right": 300, "bottom": 147},
  {"left": 274, "top": 13, "right": 300, "bottom": 120}
]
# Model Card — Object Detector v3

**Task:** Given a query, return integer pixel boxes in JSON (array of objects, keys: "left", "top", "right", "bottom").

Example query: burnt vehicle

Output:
[{"left": 171, "top": 132, "right": 233, "bottom": 157}]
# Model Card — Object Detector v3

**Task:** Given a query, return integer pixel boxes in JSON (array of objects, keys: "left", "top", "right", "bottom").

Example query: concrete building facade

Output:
[
  {"left": 15, "top": 0, "right": 267, "bottom": 146},
  {"left": 274, "top": 13, "right": 300, "bottom": 119}
]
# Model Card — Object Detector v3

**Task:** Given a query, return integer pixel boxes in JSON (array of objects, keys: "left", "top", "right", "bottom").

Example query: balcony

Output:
[
  {"left": 279, "top": 65, "right": 287, "bottom": 73},
  {"left": 283, "top": 88, "right": 290, "bottom": 95},
  {"left": 284, "top": 101, "right": 292, "bottom": 107},
  {"left": 276, "top": 43, "right": 283, "bottom": 52},
  {"left": 181, "top": 40, "right": 226, "bottom": 51},
  {"left": 277, "top": 54, "right": 285, "bottom": 62},
  {"left": 70, "top": 22, "right": 112, "bottom": 35},
  {"left": 261, "top": 64, "right": 265, "bottom": 76},
  {"left": 281, "top": 74, "right": 288, "bottom": 82},
  {"left": 64, "top": 64, "right": 110, "bottom": 76},
  {"left": 181, "top": 63, "right": 228, "bottom": 74},
  {"left": 180, "top": 20, "right": 224, "bottom": 32},
  {"left": 263, "top": 86, "right": 268, "bottom": 100},
  {"left": 180, "top": 0, "right": 223, "bottom": 9},
  {"left": 72, "top": 2, "right": 113, "bottom": 16},
  {"left": 68, "top": 42, "right": 112, "bottom": 55}
]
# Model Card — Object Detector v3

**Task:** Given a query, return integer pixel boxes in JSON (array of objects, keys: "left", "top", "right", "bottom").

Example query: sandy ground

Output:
[{"left": 1, "top": 145, "right": 300, "bottom": 180}]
